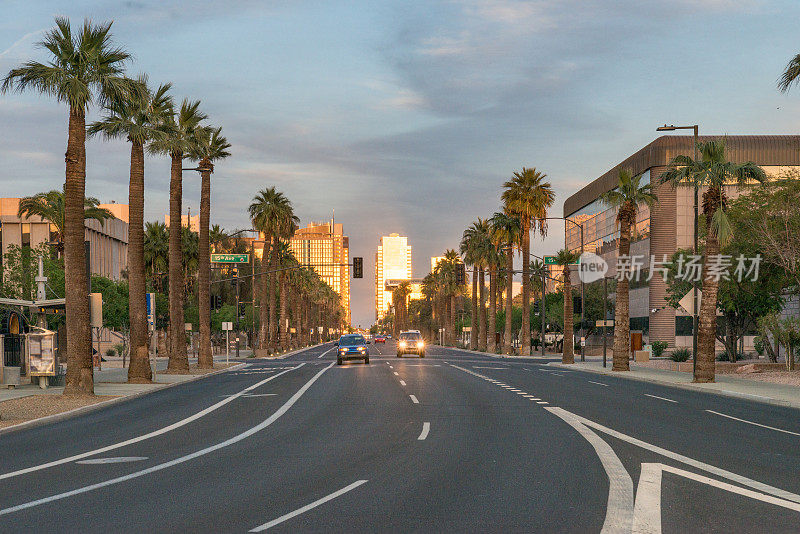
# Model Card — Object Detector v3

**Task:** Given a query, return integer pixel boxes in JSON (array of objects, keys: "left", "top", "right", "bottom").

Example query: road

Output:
[{"left": 1, "top": 341, "right": 800, "bottom": 532}]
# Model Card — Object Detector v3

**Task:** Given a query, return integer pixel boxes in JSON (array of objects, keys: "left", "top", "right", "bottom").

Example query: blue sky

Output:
[{"left": 3, "top": 0, "right": 800, "bottom": 326}]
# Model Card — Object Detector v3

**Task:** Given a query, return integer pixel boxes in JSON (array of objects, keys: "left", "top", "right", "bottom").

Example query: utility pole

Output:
[{"left": 603, "top": 276, "right": 608, "bottom": 368}]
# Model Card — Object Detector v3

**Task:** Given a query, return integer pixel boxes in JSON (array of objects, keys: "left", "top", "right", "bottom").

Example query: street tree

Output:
[
  {"left": 3, "top": 17, "right": 144, "bottom": 395},
  {"left": 490, "top": 211, "right": 521, "bottom": 354},
  {"left": 554, "top": 249, "right": 579, "bottom": 364},
  {"left": 599, "top": 168, "right": 657, "bottom": 372}
]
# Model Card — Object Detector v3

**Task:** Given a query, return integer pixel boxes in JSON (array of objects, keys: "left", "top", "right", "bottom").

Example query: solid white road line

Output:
[
  {"left": 399, "top": 380, "right": 406, "bottom": 386},
  {"left": 409, "top": 395, "right": 419, "bottom": 404},
  {"left": 249, "top": 480, "right": 368, "bottom": 532},
  {"left": 0, "top": 363, "right": 334, "bottom": 517},
  {"left": 545, "top": 407, "right": 633, "bottom": 533},
  {"left": 588, "top": 381, "right": 609, "bottom": 387},
  {"left": 75, "top": 457, "right": 147, "bottom": 465},
  {"left": 473, "top": 366, "right": 508, "bottom": 370},
  {"left": 418, "top": 422, "right": 430, "bottom": 441},
  {"left": 644, "top": 394, "right": 678, "bottom": 404},
  {"left": 536, "top": 401, "right": 549, "bottom": 405},
  {"left": 706, "top": 410, "right": 800, "bottom": 437},
  {"left": 318, "top": 347, "right": 335, "bottom": 359},
  {"left": 0, "top": 363, "right": 306, "bottom": 482}
]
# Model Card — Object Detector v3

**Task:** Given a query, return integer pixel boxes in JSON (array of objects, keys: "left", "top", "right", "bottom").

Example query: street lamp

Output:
[{"left": 656, "top": 124, "right": 699, "bottom": 376}]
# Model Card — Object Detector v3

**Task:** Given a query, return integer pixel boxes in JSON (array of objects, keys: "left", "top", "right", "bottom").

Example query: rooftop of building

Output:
[{"left": 564, "top": 134, "right": 800, "bottom": 217}]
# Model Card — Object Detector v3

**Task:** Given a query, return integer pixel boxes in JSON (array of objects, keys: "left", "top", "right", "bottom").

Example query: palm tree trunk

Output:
[
  {"left": 488, "top": 264, "right": 497, "bottom": 353},
  {"left": 167, "top": 152, "right": 188, "bottom": 372},
  {"left": 63, "top": 105, "right": 93, "bottom": 396},
  {"left": 279, "top": 271, "right": 288, "bottom": 350},
  {"left": 479, "top": 269, "right": 487, "bottom": 352},
  {"left": 197, "top": 166, "right": 213, "bottom": 368},
  {"left": 449, "top": 295, "right": 456, "bottom": 346},
  {"left": 470, "top": 266, "right": 478, "bottom": 350},
  {"left": 563, "top": 266, "right": 574, "bottom": 364},
  {"left": 503, "top": 246, "right": 514, "bottom": 354},
  {"left": 127, "top": 140, "right": 152, "bottom": 382},
  {"left": 521, "top": 220, "right": 531, "bottom": 356},
  {"left": 696, "top": 222, "right": 721, "bottom": 383},
  {"left": 259, "top": 236, "right": 270, "bottom": 349},
  {"left": 268, "top": 236, "right": 279, "bottom": 349},
  {"left": 612, "top": 219, "right": 632, "bottom": 371}
]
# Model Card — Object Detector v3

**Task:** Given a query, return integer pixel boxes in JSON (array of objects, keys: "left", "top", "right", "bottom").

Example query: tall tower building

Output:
[
  {"left": 289, "top": 221, "right": 351, "bottom": 325},
  {"left": 375, "top": 233, "right": 412, "bottom": 321}
]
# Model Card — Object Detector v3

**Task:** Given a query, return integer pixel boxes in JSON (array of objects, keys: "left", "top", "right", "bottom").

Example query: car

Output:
[
  {"left": 397, "top": 330, "right": 425, "bottom": 358},
  {"left": 374, "top": 335, "right": 386, "bottom": 344},
  {"left": 336, "top": 334, "right": 370, "bottom": 365}
]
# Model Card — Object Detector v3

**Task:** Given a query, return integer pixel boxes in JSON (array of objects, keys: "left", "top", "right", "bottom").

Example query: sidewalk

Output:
[
  {"left": 549, "top": 360, "right": 800, "bottom": 410},
  {"left": 436, "top": 345, "right": 562, "bottom": 360}
]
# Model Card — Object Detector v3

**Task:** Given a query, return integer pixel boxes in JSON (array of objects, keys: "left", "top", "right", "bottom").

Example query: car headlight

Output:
[
  {"left": 358, "top": 346, "right": 366, "bottom": 351},
  {"left": 339, "top": 348, "right": 346, "bottom": 353},
  {"left": 399, "top": 341, "right": 407, "bottom": 348},
  {"left": 416, "top": 341, "right": 424, "bottom": 348}
]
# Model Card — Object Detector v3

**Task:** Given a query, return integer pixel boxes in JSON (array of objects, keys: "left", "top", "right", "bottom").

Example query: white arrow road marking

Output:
[
  {"left": 418, "top": 422, "right": 430, "bottom": 441},
  {"left": 632, "top": 463, "right": 800, "bottom": 534},
  {"left": 706, "top": 410, "right": 800, "bottom": 436},
  {"left": 219, "top": 393, "right": 278, "bottom": 398},
  {"left": 249, "top": 480, "right": 368, "bottom": 532},
  {"left": 0, "top": 363, "right": 305, "bottom": 482},
  {"left": 0, "top": 363, "right": 333, "bottom": 517},
  {"left": 545, "top": 407, "right": 633, "bottom": 533},
  {"left": 75, "top": 457, "right": 148, "bottom": 465}
]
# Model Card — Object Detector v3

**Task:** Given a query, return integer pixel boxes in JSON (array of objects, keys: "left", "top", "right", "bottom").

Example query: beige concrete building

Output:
[
  {"left": 564, "top": 135, "right": 800, "bottom": 348},
  {"left": 0, "top": 198, "right": 129, "bottom": 281},
  {"left": 288, "top": 221, "right": 351, "bottom": 325},
  {"left": 164, "top": 213, "right": 199, "bottom": 233},
  {"left": 430, "top": 256, "right": 445, "bottom": 273},
  {"left": 375, "top": 234, "right": 412, "bottom": 321}
]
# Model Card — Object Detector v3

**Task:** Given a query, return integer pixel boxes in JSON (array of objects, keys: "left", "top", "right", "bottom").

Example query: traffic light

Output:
[
  {"left": 353, "top": 257, "right": 363, "bottom": 278},
  {"left": 238, "top": 303, "right": 246, "bottom": 319},
  {"left": 573, "top": 296, "right": 582, "bottom": 314},
  {"left": 455, "top": 262, "right": 465, "bottom": 285},
  {"left": 533, "top": 300, "right": 540, "bottom": 314},
  {"left": 211, "top": 295, "right": 222, "bottom": 310}
]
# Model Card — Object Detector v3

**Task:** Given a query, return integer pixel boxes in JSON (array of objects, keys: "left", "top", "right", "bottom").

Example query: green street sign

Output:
[
  {"left": 544, "top": 256, "right": 558, "bottom": 265},
  {"left": 211, "top": 253, "right": 250, "bottom": 264}
]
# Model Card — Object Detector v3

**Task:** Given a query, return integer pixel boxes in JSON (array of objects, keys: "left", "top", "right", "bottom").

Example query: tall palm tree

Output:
[
  {"left": 248, "top": 188, "right": 296, "bottom": 350},
  {"left": 17, "top": 187, "right": 114, "bottom": 257},
  {"left": 555, "top": 249, "right": 579, "bottom": 364},
  {"left": 393, "top": 281, "right": 412, "bottom": 334},
  {"left": 187, "top": 126, "right": 231, "bottom": 368},
  {"left": 436, "top": 249, "right": 462, "bottom": 345},
  {"left": 144, "top": 221, "right": 169, "bottom": 292},
  {"left": 274, "top": 240, "right": 297, "bottom": 351},
  {"left": 660, "top": 139, "right": 765, "bottom": 382},
  {"left": 599, "top": 169, "right": 658, "bottom": 372},
  {"left": 88, "top": 76, "right": 173, "bottom": 382},
  {"left": 485, "top": 233, "right": 503, "bottom": 354},
  {"left": 461, "top": 222, "right": 482, "bottom": 350},
  {"left": 3, "top": 17, "right": 143, "bottom": 396},
  {"left": 210, "top": 224, "right": 230, "bottom": 253},
  {"left": 778, "top": 54, "right": 800, "bottom": 93},
  {"left": 502, "top": 168, "right": 555, "bottom": 356},
  {"left": 490, "top": 211, "right": 521, "bottom": 354},
  {"left": 530, "top": 258, "right": 546, "bottom": 348},
  {"left": 150, "top": 99, "right": 207, "bottom": 372}
]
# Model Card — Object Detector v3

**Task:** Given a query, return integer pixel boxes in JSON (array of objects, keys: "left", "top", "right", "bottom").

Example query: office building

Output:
[
  {"left": 288, "top": 221, "right": 351, "bottom": 325},
  {"left": 375, "top": 234, "right": 412, "bottom": 321},
  {"left": 164, "top": 213, "right": 200, "bottom": 233},
  {"left": 564, "top": 135, "right": 800, "bottom": 348}
]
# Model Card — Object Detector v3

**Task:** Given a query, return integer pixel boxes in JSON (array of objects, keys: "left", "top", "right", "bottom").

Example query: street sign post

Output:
[
  {"left": 211, "top": 253, "right": 250, "bottom": 264},
  {"left": 222, "top": 322, "right": 233, "bottom": 363}
]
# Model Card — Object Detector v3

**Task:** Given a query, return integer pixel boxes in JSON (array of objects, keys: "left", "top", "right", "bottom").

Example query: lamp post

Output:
[{"left": 656, "top": 124, "right": 699, "bottom": 376}]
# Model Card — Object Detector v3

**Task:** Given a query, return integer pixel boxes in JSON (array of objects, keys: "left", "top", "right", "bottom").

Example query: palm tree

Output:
[
  {"left": 3, "top": 17, "right": 143, "bottom": 396},
  {"left": 599, "top": 169, "right": 658, "bottom": 372},
  {"left": 88, "top": 76, "right": 173, "bottom": 383},
  {"left": 660, "top": 139, "right": 765, "bottom": 382},
  {"left": 150, "top": 99, "right": 207, "bottom": 372},
  {"left": 502, "top": 168, "right": 555, "bottom": 356},
  {"left": 17, "top": 188, "right": 114, "bottom": 257},
  {"left": 490, "top": 211, "right": 521, "bottom": 354},
  {"left": 187, "top": 126, "right": 231, "bottom": 368},
  {"left": 274, "top": 241, "right": 297, "bottom": 351},
  {"left": 530, "top": 258, "right": 545, "bottom": 349},
  {"left": 555, "top": 249, "right": 579, "bottom": 364},
  {"left": 144, "top": 221, "right": 169, "bottom": 291},
  {"left": 393, "top": 281, "right": 412, "bottom": 334},
  {"left": 485, "top": 233, "right": 503, "bottom": 354},
  {"left": 210, "top": 225, "right": 230, "bottom": 253},
  {"left": 248, "top": 188, "right": 296, "bottom": 350},
  {"left": 436, "top": 249, "right": 463, "bottom": 345},
  {"left": 461, "top": 222, "right": 482, "bottom": 350},
  {"left": 778, "top": 54, "right": 800, "bottom": 93}
]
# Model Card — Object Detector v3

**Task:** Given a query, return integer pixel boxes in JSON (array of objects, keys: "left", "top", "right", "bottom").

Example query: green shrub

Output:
[
  {"left": 670, "top": 347, "right": 691, "bottom": 362},
  {"left": 651, "top": 341, "right": 668, "bottom": 358},
  {"left": 105, "top": 348, "right": 116, "bottom": 357},
  {"left": 753, "top": 336, "right": 765, "bottom": 356},
  {"left": 716, "top": 351, "right": 730, "bottom": 362}
]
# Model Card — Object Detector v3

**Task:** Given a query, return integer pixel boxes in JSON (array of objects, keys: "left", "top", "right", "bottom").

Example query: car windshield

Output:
[
  {"left": 399, "top": 332, "right": 421, "bottom": 341},
  {"left": 339, "top": 335, "right": 365, "bottom": 345}
]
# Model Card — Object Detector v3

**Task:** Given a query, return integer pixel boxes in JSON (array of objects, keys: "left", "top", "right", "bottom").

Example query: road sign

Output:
[
  {"left": 544, "top": 255, "right": 558, "bottom": 265},
  {"left": 145, "top": 292, "right": 156, "bottom": 331},
  {"left": 222, "top": 322, "right": 233, "bottom": 331},
  {"left": 211, "top": 253, "right": 249, "bottom": 264}
]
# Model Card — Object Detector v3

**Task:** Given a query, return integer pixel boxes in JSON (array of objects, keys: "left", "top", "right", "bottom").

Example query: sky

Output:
[{"left": 3, "top": 0, "right": 800, "bottom": 327}]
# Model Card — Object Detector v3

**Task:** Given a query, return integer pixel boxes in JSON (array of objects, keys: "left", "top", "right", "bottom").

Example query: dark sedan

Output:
[{"left": 336, "top": 334, "right": 370, "bottom": 365}]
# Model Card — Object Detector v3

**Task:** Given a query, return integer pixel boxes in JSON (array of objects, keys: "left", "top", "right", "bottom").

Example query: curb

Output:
[
  {"left": 255, "top": 343, "right": 329, "bottom": 360},
  {"left": 547, "top": 362, "right": 800, "bottom": 410},
  {"left": 0, "top": 362, "right": 247, "bottom": 437}
]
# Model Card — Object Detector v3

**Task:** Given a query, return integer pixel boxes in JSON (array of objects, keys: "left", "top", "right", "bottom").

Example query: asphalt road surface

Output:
[{"left": 2, "top": 341, "right": 800, "bottom": 533}]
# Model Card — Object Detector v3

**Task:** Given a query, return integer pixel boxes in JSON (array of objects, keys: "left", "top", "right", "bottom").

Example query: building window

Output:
[
  {"left": 675, "top": 316, "right": 693, "bottom": 336},
  {"left": 630, "top": 316, "right": 649, "bottom": 334},
  {"left": 21, "top": 223, "right": 31, "bottom": 248}
]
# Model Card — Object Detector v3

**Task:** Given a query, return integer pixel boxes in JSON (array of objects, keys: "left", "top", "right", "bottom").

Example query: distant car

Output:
[
  {"left": 336, "top": 334, "right": 370, "bottom": 365},
  {"left": 374, "top": 335, "right": 386, "bottom": 343},
  {"left": 397, "top": 331, "right": 425, "bottom": 358}
]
